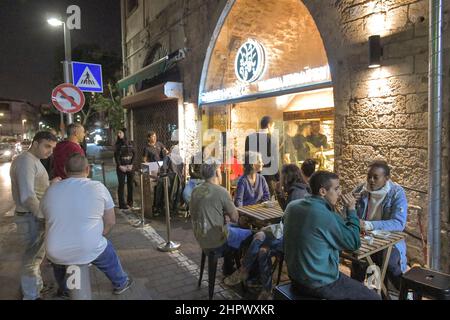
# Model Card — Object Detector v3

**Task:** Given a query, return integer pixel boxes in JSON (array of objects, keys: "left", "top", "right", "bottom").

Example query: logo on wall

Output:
[{"left": 235, "top": 39, "right": 266, "bottom": 83}]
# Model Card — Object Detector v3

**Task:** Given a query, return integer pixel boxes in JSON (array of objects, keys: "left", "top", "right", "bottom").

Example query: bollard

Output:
[
  {"left": 66, "top": 264, "right": 92, "bottom": 300},
  {"left": 157, "top": 175, "right": 180, "bottom": 252},
  {"left": 101, "top": 161, "right": 106, "bottom": 185}
]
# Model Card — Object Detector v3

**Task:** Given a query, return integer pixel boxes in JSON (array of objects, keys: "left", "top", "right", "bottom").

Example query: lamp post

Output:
[
  {"left": 47, "top": 17, "right": 74, "bottom": 126},
  {"left": 22, "top": 119, "right": 27, "bottom": 140}
]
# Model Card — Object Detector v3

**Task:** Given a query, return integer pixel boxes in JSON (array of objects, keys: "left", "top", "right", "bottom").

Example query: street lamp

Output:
[
  {"left": 22, "top": 119, "right": 27, "bottom": 140},
  {"left": 47, "top": 17, "right": 73, "bottom": 126}
]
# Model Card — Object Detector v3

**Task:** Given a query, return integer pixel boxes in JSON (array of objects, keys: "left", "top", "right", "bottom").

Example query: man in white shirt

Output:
[
  {"left": 10, "top": 131, "right": 58, "bottom": 300},
  {"left": 41, "top": 153, "right": 133, "bottom": 296}
]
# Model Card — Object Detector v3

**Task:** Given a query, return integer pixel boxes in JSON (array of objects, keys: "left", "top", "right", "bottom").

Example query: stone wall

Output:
[{"left": 124, "top": 0, "right": 450, "bottom": 272}]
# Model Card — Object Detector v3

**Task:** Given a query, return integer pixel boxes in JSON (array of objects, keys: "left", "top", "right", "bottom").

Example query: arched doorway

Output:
[{"left": 198, "top": 0, "right": 334, "bottom": 190}]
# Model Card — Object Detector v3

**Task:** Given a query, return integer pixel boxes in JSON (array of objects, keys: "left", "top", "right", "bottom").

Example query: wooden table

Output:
[
  {"left": 341, "top": 231, "right": 407, "bottom": 299},
  {"left": 236, "top": 203, "right": 283, "bottom": 228}
]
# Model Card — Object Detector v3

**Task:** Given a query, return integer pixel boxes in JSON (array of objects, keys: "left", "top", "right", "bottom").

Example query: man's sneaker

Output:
[
  {"left": 40, "top": 283, "right": 54, "bottom": 295},
  {"left": 113, "top": 277, "right": 134, "bottom": 295},
  {"left": 224, "top": 270, "right": 246, "bottom": 286},
  {"left": 56, "top": 290, "right": 70, "bottom": 300}
]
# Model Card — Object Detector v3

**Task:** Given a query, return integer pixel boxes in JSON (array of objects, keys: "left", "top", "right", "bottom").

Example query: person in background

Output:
[
  {"left": 143, "top": 131, "right": 168, "bottom": 163},
  {"left": 114, "top": 129, "right": 135, "bottom": 210},
  {"left": 234, "top": 151, "right": 270, "bottom": 207},
  {"left": 183, "top": 148, "right": 204, "bottom": 206},
  {"left": 275, "top": 163, "right": 311, "bottom": 211},
  {"left": 283, "top": 122, "right": 299, "bottom": 165},
  {"left": 245, "top": 116, "right": 279, "bottom": 195},
  {"left": 351, "top": 160, "right": 408, "bottom": 291},
  {"left": 10, "top": 131, "right": 59, "bottom": 300},
  {"left": 294, "top": 123, "right": 311, "bottom": 161},
  {"left": 53, "top": 123, "right": 85, "bottom": 179},
  {"left": 283, "top": 171, "right": 380, "bottom": 300},
  {"left": 307, "top": 121, "right": 328, "bottom": 149}
]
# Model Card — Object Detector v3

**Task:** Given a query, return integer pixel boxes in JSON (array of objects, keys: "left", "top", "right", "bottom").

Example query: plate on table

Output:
[{"left": 370, "top": 230, "right": 391, "bottom": 239}]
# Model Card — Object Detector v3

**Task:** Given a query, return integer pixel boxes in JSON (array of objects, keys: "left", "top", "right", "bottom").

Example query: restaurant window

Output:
[{"left": 283, "top": 108, "right": 334, "bottom": 171}]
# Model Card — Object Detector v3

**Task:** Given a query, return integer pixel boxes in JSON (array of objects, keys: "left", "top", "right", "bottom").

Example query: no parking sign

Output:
[{"left": 51, "top": 83, "right": 85, "bottom": 114}]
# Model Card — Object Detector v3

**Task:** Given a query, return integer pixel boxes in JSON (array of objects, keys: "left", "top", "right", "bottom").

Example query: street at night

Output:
[{"left": 1, "top": 0, "right": 450, "bottom": 311}]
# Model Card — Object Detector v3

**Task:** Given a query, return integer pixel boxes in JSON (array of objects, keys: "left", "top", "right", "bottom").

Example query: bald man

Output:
[{"left": 41, "top": 153, "right": 133, "bottom": 297}]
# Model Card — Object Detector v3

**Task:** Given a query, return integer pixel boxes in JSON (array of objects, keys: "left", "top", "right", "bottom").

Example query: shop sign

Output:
[
  {"left": 200, "top": 65, "right": 331, "bottom": 105},
  {"left": 235, "top": 39, "right": 266, "bottom": 83}
]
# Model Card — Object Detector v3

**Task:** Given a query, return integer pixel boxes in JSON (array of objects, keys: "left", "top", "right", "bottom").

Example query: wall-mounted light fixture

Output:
[{"left": 368, "top": 35, "right": 383, "bottom": 68}]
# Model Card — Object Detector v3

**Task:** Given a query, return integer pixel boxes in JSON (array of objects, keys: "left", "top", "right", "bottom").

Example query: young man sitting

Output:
[{"left": 283, "top": 171, "right": 380, "bottom": 300}]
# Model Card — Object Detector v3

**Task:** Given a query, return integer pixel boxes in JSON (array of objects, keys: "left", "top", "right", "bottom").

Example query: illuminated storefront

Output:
[{"left": 198, "top": 0, "right": 335, "bottom": 188}]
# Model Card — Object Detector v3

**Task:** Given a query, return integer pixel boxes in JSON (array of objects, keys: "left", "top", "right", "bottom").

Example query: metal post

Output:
[
  {"left": 63, "top": 22, "right": 73, "bottom": 125},
  {"left": 135, "top": 168, "right": 150, "bottom": 228},
  {"left": 427, "top": 0, "right": 443, "bottom": 271},
  {"left": 101, "top": 161, "right": 106, "bottom": 185},
  {"left": 157, "top": 176, "right": 180, "bottom": 252}
]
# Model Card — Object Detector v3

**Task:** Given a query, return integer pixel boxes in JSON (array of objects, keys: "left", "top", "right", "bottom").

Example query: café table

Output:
[
  {"left": 236, "top": 202, "right": 283, "bottom": 229},
  {"left": 341, "top": 231, "right": 407, "bottom": 299}
]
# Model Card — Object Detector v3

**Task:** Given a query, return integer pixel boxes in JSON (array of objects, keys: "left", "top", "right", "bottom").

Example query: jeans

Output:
[
  {"left": 52, "top": 240, "right": 128, "bottom": 292},
  {"left": 351, "top": 246, "right": 403, "bottom": 290},
  {"left": 242, "top": 232, "right": 283, "bottom": 291},
  {"left": 292, "top": 272, "right": 381, "bottom": 300},
  {"left": 117, "top": 169, "right": 134, "bottom": 208},
  {"left": 16, "top": 213, "right": 46, "bottom": 300}
]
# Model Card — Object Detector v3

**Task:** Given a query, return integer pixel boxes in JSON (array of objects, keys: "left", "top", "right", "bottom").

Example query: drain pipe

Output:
[
  {"left": 427, "top": 0, "right": 443, "bottom": 271},
  {"left": 120, "top": 0, "right": 130, "bottom": 136}
]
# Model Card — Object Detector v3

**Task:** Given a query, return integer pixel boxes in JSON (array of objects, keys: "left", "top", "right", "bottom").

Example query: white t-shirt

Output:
[{"left": 41, "top": 178, "right": 115, "bottom": 265}]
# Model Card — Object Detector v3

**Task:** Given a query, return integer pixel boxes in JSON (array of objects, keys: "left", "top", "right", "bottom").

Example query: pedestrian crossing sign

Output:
[{"left": 72, "top": 61, "right": 103, "bottom": 93}]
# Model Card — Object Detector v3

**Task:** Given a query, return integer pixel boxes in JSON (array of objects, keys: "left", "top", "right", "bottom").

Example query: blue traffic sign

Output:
[{"left": 72, "top": 61, "right": 103, "bottom": 93}]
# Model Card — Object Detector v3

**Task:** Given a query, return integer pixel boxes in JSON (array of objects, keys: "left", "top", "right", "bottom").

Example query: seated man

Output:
[
  {"left": 190, "top": 158, "right": 252, "bottom": 276},
  {"left": 351, "top": 160, "right": 408, "bottom": 290},
  {"left": 283, "top": 171, "right": 380, "bottom": 300},
  {"left": 41, "top": 153, "right": 133, "bottom": 297}
]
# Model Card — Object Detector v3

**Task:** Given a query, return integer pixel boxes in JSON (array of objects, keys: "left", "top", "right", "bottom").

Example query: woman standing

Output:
[{"left": 114, "top": 129, "right": 135, "bottom": 210}]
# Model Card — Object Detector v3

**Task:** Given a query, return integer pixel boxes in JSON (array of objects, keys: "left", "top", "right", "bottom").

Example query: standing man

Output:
[
  {"left": 307, "top": 121, "right": 328, "bottom": 149},
  {"left": 143, "top": 131, "right": 168, "bottom": 163},
  {"left": 10, "top": 131, "right": 59, "bottom": 300},
  {"left": 245, "top": 116, "right": 280, "bottom": 195},
  {"left": 41, "top": 153, "right": 133, "bottom": 296},
  {"left": 53, "top": 123, "right": 85, "bottom": 179}
]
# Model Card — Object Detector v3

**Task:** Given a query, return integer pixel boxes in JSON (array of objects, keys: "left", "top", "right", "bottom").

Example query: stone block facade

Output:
[{"left": 122, "top": 0, "right": 450, "bottom": 272}]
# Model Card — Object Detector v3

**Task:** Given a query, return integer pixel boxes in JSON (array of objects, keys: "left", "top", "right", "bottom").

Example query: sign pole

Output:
[{"left": 63, "top": 22, "right": 73, "bottom": 125}]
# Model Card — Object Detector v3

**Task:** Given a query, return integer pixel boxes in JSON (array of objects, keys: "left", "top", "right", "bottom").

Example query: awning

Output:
[
  {"left": 118, "top": 48, "right": 186, "bottom": 91},
  {"left": 121, "top": 82, "right": 182, "bottom": 109}
]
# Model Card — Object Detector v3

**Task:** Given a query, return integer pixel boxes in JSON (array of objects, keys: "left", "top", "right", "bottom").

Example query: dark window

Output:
[
  {"left": 126, "top": 0, "right": 138, "bottom": 15},
  {"left": 0, "top": 103, "right": 10, "bottom": 112}
]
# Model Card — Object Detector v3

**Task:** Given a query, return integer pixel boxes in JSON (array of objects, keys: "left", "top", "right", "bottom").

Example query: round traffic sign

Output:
[{"left": 51, "top": 83, "right": 85, "bottom": 114}]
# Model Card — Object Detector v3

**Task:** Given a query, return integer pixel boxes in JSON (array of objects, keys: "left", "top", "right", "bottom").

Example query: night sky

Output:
[{"left": 0, "top": 0, "right": 121, "bottom": 105}]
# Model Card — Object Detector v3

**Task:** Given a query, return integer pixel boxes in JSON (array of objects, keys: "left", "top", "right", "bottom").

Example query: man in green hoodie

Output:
[{"left": 283, "top": 171, "right": 380, "bottom": 300}]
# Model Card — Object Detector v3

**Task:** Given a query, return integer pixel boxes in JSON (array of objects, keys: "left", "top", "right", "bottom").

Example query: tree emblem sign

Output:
[{"left": 234, "top": 39, "right": 266, "bottom": 83}]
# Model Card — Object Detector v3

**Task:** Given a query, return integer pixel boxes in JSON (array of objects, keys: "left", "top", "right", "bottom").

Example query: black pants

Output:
[
  {"left": 117, "top": 169, "right": 133, "bottom": 208},
  {"left": 292, "top": 272, "right": 381, "bottom": 300},
  {"left": 351, "top": 246, "right": 402, "bottom": 290}
]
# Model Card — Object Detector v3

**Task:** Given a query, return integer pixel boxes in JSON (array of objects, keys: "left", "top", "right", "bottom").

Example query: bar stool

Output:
[
  {"left": 198, "top": 249, "right": 241, "bottom": 300},
  {"left": 399, "top": 266, "right": 450, "bottom": 300},
  {"left": 273, "top": 282, "right": 323, "bottom": 300}
]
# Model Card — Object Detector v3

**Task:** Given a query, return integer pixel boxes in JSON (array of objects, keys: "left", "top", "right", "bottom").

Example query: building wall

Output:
[
  {"left": 123, "top": 0, "right": 450, "bottom": 271},
  {"left": 0, "top": 100, "right": 39, "bottom": 138}
]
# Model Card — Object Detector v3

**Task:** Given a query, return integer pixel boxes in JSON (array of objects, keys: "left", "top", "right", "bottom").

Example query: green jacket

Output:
[{"left": 283, "top": 196, "right": 360, "bottom": 288}]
